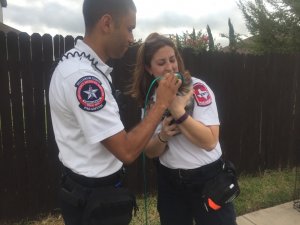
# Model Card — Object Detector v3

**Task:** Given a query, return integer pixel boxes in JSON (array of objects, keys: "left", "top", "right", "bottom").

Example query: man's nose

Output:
[{"left": 128, "top": 33, "right": 134, "bottom": 45}]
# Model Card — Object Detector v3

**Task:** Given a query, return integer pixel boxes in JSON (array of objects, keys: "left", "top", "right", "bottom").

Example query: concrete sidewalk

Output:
[{"left": 237, "top": 201, "right": 300, "bottom": 225}]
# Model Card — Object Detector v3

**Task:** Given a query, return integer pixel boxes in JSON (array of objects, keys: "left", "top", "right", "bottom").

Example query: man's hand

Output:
[{"left": 156, "top": 73, "right": 181, "bottom": 109}]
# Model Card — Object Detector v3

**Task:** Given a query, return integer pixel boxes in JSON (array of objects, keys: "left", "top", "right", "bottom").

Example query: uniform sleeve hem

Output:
[
  {"left": 86, "top": 124, "right": 124, "bottom": 144},
  {"left": 200, "top": 120, "right": 220, "bottom": 126}
]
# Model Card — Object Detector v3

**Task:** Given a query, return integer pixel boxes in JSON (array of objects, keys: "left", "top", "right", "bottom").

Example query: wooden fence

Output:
[{"left": 0, "top": 31, "right": 299, "bottom": 222}]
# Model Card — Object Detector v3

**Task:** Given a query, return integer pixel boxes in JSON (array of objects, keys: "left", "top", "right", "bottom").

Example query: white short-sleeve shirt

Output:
[
  {"left": 154, "top": 77, "right": 222, "bottom": 169},
  {"left": 49, "top": 40, "right": 124, "bottom": 178}
]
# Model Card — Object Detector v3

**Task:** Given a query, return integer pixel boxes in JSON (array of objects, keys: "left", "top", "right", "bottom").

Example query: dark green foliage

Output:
[
  {"left": 206, "top": 25, "right": 215, "bottom": 52},
  {"left": 228, "top": 18, "right": 237, "bottom": 52},
  {"left": 169, "top": 28, "right": 210, "bottom": 53},
  {"left": 238, "top": 0, "right": 300, "bottom": 53},
  {"left": 169, "top": 27, "right": 222, "bottom": 53},
  {"left": 220, "top": 18, "right": 244, "bottom": 53}
]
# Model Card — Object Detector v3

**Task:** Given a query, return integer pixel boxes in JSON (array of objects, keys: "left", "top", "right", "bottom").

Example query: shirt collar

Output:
[{"left": 75, "top": 39, "right": 113, "bottom": 75}]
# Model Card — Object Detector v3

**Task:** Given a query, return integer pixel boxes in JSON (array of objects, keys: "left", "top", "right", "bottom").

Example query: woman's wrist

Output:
[
  {"left": 174, "top": 111, "right": 189, "bottom": 124},
  {"left": 158, "top": 132, "right": 168, "bottom": 143},
  {"left": 170, "top": 108, "right": 186, "bottom": 119}
]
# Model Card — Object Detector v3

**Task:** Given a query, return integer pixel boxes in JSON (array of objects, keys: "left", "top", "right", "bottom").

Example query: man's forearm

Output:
[{"left": 125, "top": 103, "right": 166, "bottom": 158}]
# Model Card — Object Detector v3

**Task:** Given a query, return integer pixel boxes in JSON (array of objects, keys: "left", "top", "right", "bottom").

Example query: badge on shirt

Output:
[
  {"left": 75, "top": 76, "right": 106, "bottom": 112},
  {"left": 193, "top": 82, "right": 212, "bottom": 107}
]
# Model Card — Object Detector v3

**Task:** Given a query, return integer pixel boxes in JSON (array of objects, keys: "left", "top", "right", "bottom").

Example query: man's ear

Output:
[{"left": 98, "top": 14, "right": 113, "bottom": 33}]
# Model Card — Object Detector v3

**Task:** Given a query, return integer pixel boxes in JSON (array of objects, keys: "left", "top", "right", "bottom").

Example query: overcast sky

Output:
[{"left": 3, "top": 0, "right": 251, "bottom": 46}]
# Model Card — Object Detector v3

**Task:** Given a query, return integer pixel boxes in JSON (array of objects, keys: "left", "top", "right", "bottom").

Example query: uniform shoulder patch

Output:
[
  {"left": 193, "top": 82, "right": 212, "bottom": 107},
  {"left": 75, "top": 76, "right": 106, "bottom": 112}
]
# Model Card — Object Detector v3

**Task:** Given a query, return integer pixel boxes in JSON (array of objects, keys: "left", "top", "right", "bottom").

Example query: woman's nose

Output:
[{"left": 165, "top": 62, "right": 173, "bottom": 72}]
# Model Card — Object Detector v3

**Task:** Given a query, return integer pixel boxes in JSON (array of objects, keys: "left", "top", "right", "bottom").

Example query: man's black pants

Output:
[{"left": 59, "top": 165, "right": 129, "bottom": 225}]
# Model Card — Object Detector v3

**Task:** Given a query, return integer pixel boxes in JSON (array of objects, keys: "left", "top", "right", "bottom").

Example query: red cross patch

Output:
[{"left": 193, "top": 82, "right": 212, "bottom": 107}]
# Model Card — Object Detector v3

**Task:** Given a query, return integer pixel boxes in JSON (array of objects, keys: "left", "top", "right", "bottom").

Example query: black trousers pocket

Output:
[
  {"left": 83, "top": 186, "right": 137, "bottom": 225},
  {"left": 60, "top": 177, "right": 88, "bottom": 208}
]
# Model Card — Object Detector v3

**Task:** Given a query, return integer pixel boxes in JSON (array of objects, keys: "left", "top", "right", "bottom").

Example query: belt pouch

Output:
[{"left": 202, "top": 160, "right": 240, "bottom": 212}]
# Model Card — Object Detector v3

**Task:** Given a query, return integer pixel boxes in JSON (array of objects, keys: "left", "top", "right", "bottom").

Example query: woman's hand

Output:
[
  {"left": 159, "top": 116, "right": 180, "bottom": 141},
  {"left": 168, "top": 89, "right": 194, "bottom": 119}
]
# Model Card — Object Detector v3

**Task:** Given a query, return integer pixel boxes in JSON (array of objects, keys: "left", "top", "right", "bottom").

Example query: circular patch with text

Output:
[
  {"left": 193, "top": 82, "right": 212, "bottom": 107},
  {"left": 75, "top": 76, "right": 106, "bottom": 112}
]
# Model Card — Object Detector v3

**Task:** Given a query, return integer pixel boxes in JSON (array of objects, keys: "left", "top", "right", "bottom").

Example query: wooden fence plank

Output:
[
  {"left": 65, "top": 35, "right": 75, "bottom": 52},
  {"left": 0, "top": 32, "right": 20, "bottom": 219},
  {"left": 0, "top": 31, "right": 6, "bottom": 154},
  {"left": 275, "top": 54, "right": 296, "bottom": 168},
  {"left": 30, "top": 33, "right": 49, "bottom": 213},
  {"left": 53, "top": 35, "right": 65, "bottom": 60},
  {"left": 18, "top": 32, "right": 35, "bottom": 219},
  {"left": 0, "top": 31, "right": 14, "bottom": 221},
  {"left": 253, "top": 54, "right": 268, "bottom": 172},
  {"left": 239, "top": 54, "right": 263, "bottom": 173},
  {"left": 7, "top": 31, "right": 32, "bottom": 220},
  {"left": 0, "top": 32, "right": 13, "bottom": 155},
  {"left": 292, "top": 54, "right": 300, "bottom": 166},
  {"left": 42, "top": 34, "right": 61, "bottom": 211}
]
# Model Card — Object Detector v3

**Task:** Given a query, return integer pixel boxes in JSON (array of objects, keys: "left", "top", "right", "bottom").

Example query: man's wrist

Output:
[
  {"left": 153, "top": 102, "right": 168, "bottom": 113},
  {"left": 147, "top": 103, "right": 167, "bottom": 120}
]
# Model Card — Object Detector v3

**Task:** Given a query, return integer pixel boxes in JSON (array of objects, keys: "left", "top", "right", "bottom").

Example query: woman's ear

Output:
[{"left": 145, "top": 65, "right": 152, "bottom": 75}]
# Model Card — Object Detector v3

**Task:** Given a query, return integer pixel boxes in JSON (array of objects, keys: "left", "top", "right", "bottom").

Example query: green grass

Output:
[
  {"left": 130, "top": 169, "right": 296, "bottom": 224},
  {"left": 234, "top": 169, "right": 295, "bottom": 215},
  {"left": 3, "top": 168, "right": 297, "bottom": 225}
]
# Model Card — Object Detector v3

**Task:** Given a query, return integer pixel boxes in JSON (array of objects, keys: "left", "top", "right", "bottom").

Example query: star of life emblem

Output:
[
  {"left": 193, "top": 82, "right": 212, "bottom": 106},
  {"left": 75, "top": 76, "right": 106, "bottom": 112}
]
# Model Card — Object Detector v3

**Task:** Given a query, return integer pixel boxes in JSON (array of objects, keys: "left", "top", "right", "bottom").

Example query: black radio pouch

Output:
[
  {"left": 82, "top": 186, "right": 138, "bottom": 225},
  {"left": 202, "top": 160, "right": 240, "bottom": 212}
]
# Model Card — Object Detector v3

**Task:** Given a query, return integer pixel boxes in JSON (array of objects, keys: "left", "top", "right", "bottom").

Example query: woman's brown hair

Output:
[{"left": 129, "top": 33, "right": 191, "bottom": 107}]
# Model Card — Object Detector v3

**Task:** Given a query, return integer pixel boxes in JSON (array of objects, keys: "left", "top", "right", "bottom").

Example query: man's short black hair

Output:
[{"left": 83, "top": 0, "right": 136, "bottom": 33}]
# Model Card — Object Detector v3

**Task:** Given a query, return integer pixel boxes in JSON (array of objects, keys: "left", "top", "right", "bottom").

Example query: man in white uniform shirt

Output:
[{"left": 49, "top": 1, "right": 180, "bottom": 224}]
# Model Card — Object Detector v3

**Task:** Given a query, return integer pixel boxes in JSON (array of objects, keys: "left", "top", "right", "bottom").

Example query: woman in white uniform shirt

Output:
[{"left": 129, "top": 33, "right": 237, "bottom": 225}]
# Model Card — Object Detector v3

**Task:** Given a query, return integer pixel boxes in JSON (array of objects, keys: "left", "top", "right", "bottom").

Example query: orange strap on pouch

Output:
[{"left": 208, "top": 198, "right": 221, "bottom": 210}]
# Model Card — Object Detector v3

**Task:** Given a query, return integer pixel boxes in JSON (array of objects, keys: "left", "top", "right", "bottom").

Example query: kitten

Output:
[{"left": 163, "top": 73, "right": 194, "bottom": 124}]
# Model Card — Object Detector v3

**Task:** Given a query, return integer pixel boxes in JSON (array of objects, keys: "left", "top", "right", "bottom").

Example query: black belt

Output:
[
  {"left": 61, "top": 164, "right": 124, "bottom": 188},
  {"left": 158, "top": 158, "right": 223, "bottom": 179}
]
